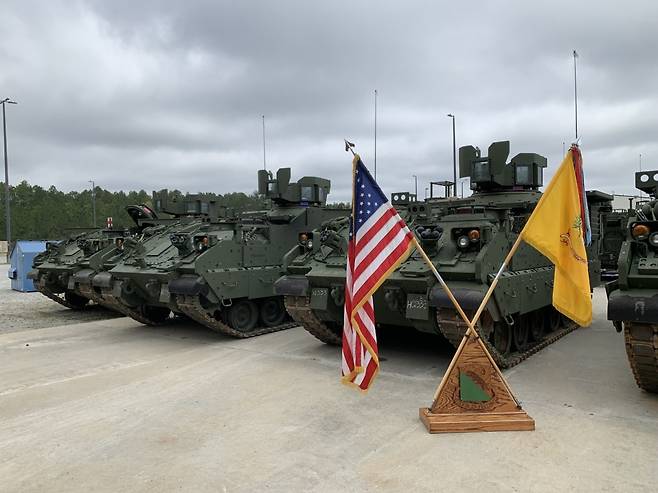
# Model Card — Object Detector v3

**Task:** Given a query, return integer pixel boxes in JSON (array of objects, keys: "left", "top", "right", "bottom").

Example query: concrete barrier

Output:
[{"left": 0, "top": 241, "right": 7, "bottom": 255}]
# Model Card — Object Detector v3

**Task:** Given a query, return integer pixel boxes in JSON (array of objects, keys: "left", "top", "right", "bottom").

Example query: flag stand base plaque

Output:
[{"left": 420, "top": 330, "right": 534, "bottom": 434}]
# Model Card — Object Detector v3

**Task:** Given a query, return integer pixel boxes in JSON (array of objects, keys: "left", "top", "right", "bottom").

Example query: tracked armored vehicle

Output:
[
  {"left": 167, "top": 168, "right": 347, "bottom": 337},
  {"left": 276, "top": 141, "right": 607, "bottom": 368},
  {"left": 89, "top": 191, "right": 223, "bottom": 325},
  {"left": 28, "top": 204, "right": 158, "bottom": 310},
  {"left": 100, "top": 168, "right": 346, "bottom": 335},
  {"left": 607, "top": 171, "right": 658, "bottom": 393}
]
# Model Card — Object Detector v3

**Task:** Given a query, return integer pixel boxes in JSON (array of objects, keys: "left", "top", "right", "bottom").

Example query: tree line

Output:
[
  {"left": 0, "top": 181, "right": 350, "bottom": 240},
  {"left": 0, "top": 181, "right": 267, "bottom": 240}
]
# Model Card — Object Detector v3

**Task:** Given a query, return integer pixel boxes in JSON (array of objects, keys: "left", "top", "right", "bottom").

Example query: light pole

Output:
[
  {"left": 573, "top": 50, "right": 579, "bottom": 140},
  {"left": 447, "top": 113, "right": 456, "bottom": 196},
  {"left": 374, "top": 89, "right": 378, "bottom": 179},
  {"left": 88, "top": 180, "right": 96, "bottom": 227},
  {"left": 412, "top": 174, "right": 418, "bottom": 197},
  {"left": 2, "top": 97, "right": 17, "bottom": 258}
]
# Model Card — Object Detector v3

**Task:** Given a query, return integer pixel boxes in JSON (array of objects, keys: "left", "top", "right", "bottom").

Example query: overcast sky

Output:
[{"left": 1, "top": 0, "right": 656, "bottom": 202}]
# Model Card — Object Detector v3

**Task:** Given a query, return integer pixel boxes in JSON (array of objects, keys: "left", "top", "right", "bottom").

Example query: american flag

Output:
[{"left": 342, "top": 155, "right": 415, "bottom": 391}]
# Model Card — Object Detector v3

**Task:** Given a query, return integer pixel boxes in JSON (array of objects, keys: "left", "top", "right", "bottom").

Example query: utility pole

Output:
[
  {"left": 2, "top": 98, "right": 17, "bottom": 258},
  {"left": 374, "top": 89, "right": 378, "bottom": 180},
  {"left": 88, "top": 180, "right": 96, "bottom": 227},
  {"left": 573, "top": 50, "right": 579, "bottom": 140},
  {"left": 447, "top": 114, "right": 456, "bottom": 196},
  {"left": 262, "top": 115, "right": 266, "bottom": 170}
]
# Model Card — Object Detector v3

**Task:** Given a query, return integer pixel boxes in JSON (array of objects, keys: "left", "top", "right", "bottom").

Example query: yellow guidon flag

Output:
[{"left": 520, "top": 145, "right": 592, "bottom": 326}]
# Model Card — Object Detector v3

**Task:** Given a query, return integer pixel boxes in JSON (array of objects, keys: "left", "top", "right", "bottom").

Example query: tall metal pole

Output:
[
  {"left": 573, "top": 50, "right": 579, "bottom": 140},
  {"left": 640, "top": 153, "right": 642, "bottom": 171},
  {"left": 262, "top": 115, "right": 266, "bottom": 170},
  {"left": 374, "top": 89, "right": 377, "bottom": 180},
  {"left": 88, "top": 180, "right": 96, "bottom": 227},
  {"left": 2, "top": 98, "right": 17, "bottom": 257},
  {"left": 447, "top": 114, "right": 456, "bottom": 196},
  {"left": 412, "top": 174, "right": 417, "bottom": 197}
]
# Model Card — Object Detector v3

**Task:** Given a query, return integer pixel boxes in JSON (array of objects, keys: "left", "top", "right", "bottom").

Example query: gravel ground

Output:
[{"left": 1, "top": 264, "right": 122, "bottom": 334}]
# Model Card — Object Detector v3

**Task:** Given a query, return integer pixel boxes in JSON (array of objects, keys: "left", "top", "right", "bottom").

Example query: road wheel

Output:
[
  {"left": 228, "top": 300, "right": 259, "bottom": 332},
  {"left": 492, "top": 321, "right": 512, "bottom": 355},
  {"left": 259, "top": 297, "right": 286, "bottom": 327},
  {"left": 530, "top": 311, "right": 544, "bottom": 341},
  {"left": 65, "top": 290, "right": 89, "bottom": 309},
  {"left": 548, "top": 307, "right": 562, "bottom": 332},
  {"left": 476, "top": 311, "right": 495, "bottom": 339},
  {"left": 513, "top": 314, "right": 530, "bottom": 351}
]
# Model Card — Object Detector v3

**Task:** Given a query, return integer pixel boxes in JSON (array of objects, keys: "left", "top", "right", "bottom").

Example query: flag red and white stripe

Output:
[{"left": 342, "top": 155, "right": 415, "bottom": 391}]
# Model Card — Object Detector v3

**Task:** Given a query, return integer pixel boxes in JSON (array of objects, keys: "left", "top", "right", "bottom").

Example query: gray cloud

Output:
[{"left": 1, "top": 0, "right": 657, "bottom": 202}]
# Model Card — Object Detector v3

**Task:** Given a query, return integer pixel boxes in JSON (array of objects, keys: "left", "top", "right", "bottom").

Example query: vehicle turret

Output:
[
  {"left": 258, "top": 168, "right": 331, "bottom": 206},
  {"left": 152, "top": 189, "right": 221, "bottom": 218},
  {"left": 459, "top": 140, "right": 546, "bottom": 192}
]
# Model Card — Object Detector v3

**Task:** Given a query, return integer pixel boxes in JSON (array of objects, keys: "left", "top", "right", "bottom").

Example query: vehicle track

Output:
[
  {"left": 176, "top": 295, "right": 297, "bottom": 338},
  {"left": 623, "top": 322, "right": 658, "bottom": 393}
]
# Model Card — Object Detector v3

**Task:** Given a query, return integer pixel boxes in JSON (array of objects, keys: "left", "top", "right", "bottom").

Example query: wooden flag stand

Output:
[
  {"left": 419, "top": 327, "right": 534, "bottom": 433},
  {"left": 412, "top": 237, "right": 535, "bottom": 433}
]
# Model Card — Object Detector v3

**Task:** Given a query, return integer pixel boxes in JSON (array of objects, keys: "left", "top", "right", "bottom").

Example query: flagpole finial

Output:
[{"left": 345, "top": 139, "right": 356, "bottom": 156}]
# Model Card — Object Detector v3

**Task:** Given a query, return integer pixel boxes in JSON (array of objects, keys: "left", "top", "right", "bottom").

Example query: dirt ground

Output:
[{"left": 1, "top": 265, "right": 121, "bottom": 334}]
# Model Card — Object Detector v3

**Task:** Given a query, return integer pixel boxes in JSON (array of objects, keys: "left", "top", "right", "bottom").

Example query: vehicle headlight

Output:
[
  {"left": 649, "top": 232, "right": 658, "bottom": 247},
  {"left": 299, "top": 232, "right": 313, "bottom": 250},
  {"left": 632, "top": 224, "right": 650, "bottom": 240},
  {"left": 457, "top": 235, "right": 470, "bottom": 249}
]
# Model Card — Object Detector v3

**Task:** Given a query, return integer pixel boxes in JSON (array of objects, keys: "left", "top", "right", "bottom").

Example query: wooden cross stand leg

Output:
[
  {"left": 413, "top": 237, "right": 535, "bottom": 433},
  {"left": 419, "top": 326, "right": 535, "bottom": 433}
]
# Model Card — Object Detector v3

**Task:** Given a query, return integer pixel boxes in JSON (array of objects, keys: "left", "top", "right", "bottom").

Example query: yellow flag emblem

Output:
[{"left": 521, "top": 147, "right": 592, "bottom": 326}]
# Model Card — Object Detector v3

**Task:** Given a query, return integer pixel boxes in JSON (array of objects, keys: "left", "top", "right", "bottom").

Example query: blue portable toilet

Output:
[{"left": 8, "top": 241, "right": 47, "bottom": 292}]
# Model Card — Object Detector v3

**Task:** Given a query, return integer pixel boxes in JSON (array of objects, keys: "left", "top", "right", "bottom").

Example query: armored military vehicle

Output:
[
  {"left": 276, "top": 141, "right": 607, "bottom": 368},
  {"left": 98, "top": 168, "right": 347, "bottom": 336},
  {"left": 607, "top": 171, "right": 658, "bottom": 393},
  {"left": 29, "top": 204, "right": 158, "bottom": 310},
  {"left": 88, "top": 191, "right": 223, "bottom": 324}
]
